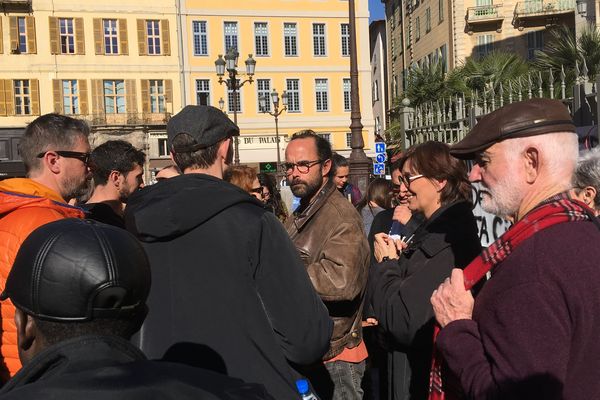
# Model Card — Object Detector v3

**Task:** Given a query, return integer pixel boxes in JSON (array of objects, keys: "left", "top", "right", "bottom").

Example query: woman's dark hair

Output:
[
  {"left": 258, "top": 172, "right": 288, "bottom": 222},
  {"left": 356, "top": 178, "right": 392, "bottom": 212},
  {"left": 403, "top": 141, "right": 472, "bottom": 206}
]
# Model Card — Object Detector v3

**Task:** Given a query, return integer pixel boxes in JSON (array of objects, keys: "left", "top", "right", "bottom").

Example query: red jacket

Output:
[{"left": 0, "top": 179, "right": 84, "bottom": 380}]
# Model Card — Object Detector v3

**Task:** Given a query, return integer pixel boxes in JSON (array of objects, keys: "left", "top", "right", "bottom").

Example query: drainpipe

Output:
[{"left": 176, "top": 0, "right": 187, "bottom": 107}]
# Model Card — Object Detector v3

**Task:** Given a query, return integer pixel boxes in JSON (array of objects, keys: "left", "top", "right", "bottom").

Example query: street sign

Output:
[
  {"left": 375, "top": 153, "right": 386, "bottom": 163},
  {"left": 375, "top": 142, "right": 386, "bottom": 154},
  {"left": 373, "top": 163, "right": 385, "bottom": 175},
  {"left": 259, "top": 162, "right": 277, "bottom": 173}
]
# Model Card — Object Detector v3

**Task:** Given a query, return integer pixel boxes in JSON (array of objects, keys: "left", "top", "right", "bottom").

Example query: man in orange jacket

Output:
[{"left": 0, "top": 113, "right": 90, "bottom": 381}]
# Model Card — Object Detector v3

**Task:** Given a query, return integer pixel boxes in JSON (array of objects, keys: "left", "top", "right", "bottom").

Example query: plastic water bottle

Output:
[{"left": 296, "top": 379, "right": 318, "bottom": 400}]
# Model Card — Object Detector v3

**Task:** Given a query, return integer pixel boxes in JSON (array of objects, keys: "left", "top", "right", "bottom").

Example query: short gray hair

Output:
[{"left": 573, "top": 147, "right": 600, "bottom": 210}]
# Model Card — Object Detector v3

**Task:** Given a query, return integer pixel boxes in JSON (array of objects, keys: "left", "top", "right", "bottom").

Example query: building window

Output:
[
  {"left": 149, "top": 80, "right": 165, "bottom": 113},
  {"left": 103, "top": 80, "right": 126, "bottom": 114},
  {"left": 257, "top": 79, "right": 271, "bottom": 112},
  {"left": 341, "top": 23, "right": 350, "bottom": 57},
  {"left": 104, "top": 19, "right": 119, "bottom": 54},
  {"left": 14, "top": 80, "right": 31, "bottom": 115},
  {"left": 228, "top": 79, "right": 241, "bottom": 113},
  {"left": 476, "top": 34, "right": 493, "bottom": 58},
  {"left": 224, "top": 21, "right": 238, "bottom": 52},
  {"left": 17, "top": 17, "right": 27, "bottom": 53},
  {"left": 406, "top": 24, "right": 412, "bottom": 48},
  {"left": 286, "top": 79, "right": 300, "bottom": 112},
  {"left": 346, "top": 132, "right": 352, "bottom": 148},
  {"left": 158, "top": 138, "right": 169, "bottom": 157},
  {"left": 195, "top": 79, "right": 210, "bottom": 106},
  {"left": 343, "top": 78, "right": 351, "bottom": 111},
  {"left": 318, "top": 133, "right": 331, "bottom": 143},
  {"left": 315, "top": 79, "right": 329, "bottom": 112},
  {"left": 62, "top": 80, "right": 79, "bottom": 115},
  {"left": 426, "top": 8, "right": 431, "bottom": 32},
  {"left": 146, "top": 20, "right": 161, "bottom": 55},
  {"left": 415, "top": 17, "right": 421, "bottom": 41},
  {"left": 193, "top": 21, "right": 208, "bottom": 56},
  {"left": 59, "top": 18, "right": 75, "bottom": 54},
  {"left": 375, "top": 116, "right": 381, "bottom": 135},
  {"left": 439, "top": 0, "right": 444, "bottom": 22},
  {"left": 373, "top": 79, "right": 379, "bottom": 102},
  {"left": 284, "top": 23, "right": 298, "bottom": 56},
  {"left": 312, "top": 23, "right": 326, "bottom": 56},
  {"left": 254, "top": 22, "right": 269, "bottom": 56},
  {"left": 393, "top": 75, "right": 399, "bottom": 98},
  {"left": 527, "top": 31, "right": 544, "bottom": 60}
]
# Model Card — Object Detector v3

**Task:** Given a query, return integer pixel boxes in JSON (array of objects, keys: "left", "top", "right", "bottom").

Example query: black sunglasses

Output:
[{"left": 37, "top": 150, "right": 91, "bottom": 165}]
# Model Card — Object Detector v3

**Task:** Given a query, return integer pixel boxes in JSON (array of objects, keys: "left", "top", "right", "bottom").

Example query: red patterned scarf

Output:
[{"left": 428, "top": 193, "right": 595, "bottom": 400}]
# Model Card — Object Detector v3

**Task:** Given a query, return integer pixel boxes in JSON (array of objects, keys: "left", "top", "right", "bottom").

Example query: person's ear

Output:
[
  {"left": 322, "top": 159, "right": 332, "bottom": 177},
  {"left": 434, "top": 179, "right": 447, "bottom": 192},
  {"left": 109, "top": 170, "right": 121, "bottom": 187},
  {"left": 15, "top": 309, "right": 35, "bottom": 353},
  {"left": 523, "top": 147, "right": 540, "bottom": 184},
  {"left": 41, "top": 152, "right": 61, "bottom": 174},
  {"left": 582, "top": 186, "right": 597, "bottom": 206}
]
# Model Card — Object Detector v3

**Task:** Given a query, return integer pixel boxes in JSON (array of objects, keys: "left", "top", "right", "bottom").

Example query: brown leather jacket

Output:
[{"left": 285, "top": 181, "right": 370, "bottom": 360}]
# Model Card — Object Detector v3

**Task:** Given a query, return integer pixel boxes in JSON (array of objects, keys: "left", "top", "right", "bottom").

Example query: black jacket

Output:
[
  {"left": 0, "top": 335, "right": 273, "bottom": 399},
  {"left": 368, "top": 201, "right": 481, "bottom": 400},
  {"left": 125, "top": 174, "right": 332, "bottom": 400}
]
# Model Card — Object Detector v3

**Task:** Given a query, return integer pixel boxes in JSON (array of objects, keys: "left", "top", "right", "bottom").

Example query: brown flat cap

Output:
[{"left": 450, "top": 98, "right": 575, "bottom": 159}]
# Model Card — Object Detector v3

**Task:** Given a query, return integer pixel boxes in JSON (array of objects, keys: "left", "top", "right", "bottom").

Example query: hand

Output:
[
  {"left": 431, "top": 268, "right": 474, "bottom": 328},
  {"left": 393, "top": 205, "right": 412, "bottom": 225},
  {"left": 374, "top": 233, "right": 400, "bottom": 262},
  {"left": 362, "top": 318, "right": 379, "bottom": 327}
]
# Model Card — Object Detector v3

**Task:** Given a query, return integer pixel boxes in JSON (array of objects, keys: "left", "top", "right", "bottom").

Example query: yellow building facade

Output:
[{"left": 179, "top": 0, "right": 375, "bottom": 165}]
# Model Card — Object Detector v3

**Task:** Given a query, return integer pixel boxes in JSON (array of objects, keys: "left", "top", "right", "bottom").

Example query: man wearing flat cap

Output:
[
  {"left": 124, "top": 105, "right": 332, "bottom": 399},
  {"left": 428, "top": 98, "right": 600, "bottom": 399},
  {"left": 0, "top": 218, "right": 273, "bottom": 399}
]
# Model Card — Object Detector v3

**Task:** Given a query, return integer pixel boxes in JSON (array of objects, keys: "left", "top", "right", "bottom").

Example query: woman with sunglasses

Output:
[
  {"left": 368, "top": 141, "right": 481, "bottom": 400},
  {"left": 223, "top": 165, "right": 264, "bottom": 201}
]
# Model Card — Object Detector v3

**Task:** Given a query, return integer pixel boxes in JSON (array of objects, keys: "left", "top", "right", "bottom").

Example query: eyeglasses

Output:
[
  {"left": 282, "top": 159, "right": 323, "bottom": 175},
  {"left": 249, "top": 187, "right": 264, "bottom": 197},
  {"left": 400, "top": 173, "right": 425, "bottom": 187},
  {"left": 37, "top": 150, "right": 90, "bottom": 165}
]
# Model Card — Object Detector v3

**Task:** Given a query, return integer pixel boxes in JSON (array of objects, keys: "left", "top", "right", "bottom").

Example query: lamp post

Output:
[
  {"left": 218, "top": 97, "right": 225, "bottom": 112},
  {"left": 215, "top": 48, "right": 256, "bottom": 165},
  {"left": 259, "top": 89, "right": 288, "bottom": 180}
]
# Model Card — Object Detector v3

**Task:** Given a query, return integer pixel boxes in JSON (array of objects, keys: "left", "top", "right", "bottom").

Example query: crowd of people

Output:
[{"left": 0, "top": 98, "right": 599, "bottom": 399}]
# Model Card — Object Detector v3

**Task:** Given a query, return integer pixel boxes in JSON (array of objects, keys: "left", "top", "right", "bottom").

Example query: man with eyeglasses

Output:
[
  {"left": 124, "top": 106, "right": 332, "bottom": 399},
  {"left": 82, "top": 140, "right": 146, "bottom": 228},
  {"left": 284, "top": 130, "right": 370, "bottom": 400},
  {"left": 0, "top": 113, "right": 91, "bottom": 380}
]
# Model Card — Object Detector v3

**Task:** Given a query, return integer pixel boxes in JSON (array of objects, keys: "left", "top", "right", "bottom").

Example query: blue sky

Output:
[{"left": 369, "top": 0, "right": 385, "bottom": 22}]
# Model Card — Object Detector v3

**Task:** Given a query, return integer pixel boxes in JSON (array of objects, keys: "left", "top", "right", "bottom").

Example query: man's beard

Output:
[
  {"left": 480, "top": 174, "right": 522, "bottom": 218},
  {"left": 62, "top": 175, "right": 90, "bottom": 202},
  {"left": 289, "top": 173, "right": 324, "bottom": 199}
]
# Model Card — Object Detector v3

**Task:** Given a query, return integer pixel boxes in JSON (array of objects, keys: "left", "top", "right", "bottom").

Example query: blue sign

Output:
[
  {"left": 373, "top": 163, "right": 385, "bottom": 175},
  {"left": 375, "top": 153, "right": 386, "bottom": 163},
  {"left": 375, "top": 142, "right": 386, "bottom": 154}
]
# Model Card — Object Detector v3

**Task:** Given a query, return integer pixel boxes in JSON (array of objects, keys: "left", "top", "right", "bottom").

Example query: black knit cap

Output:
[
  {"left": 451, "top": 98, "right": 576, "bottom": 159},
  {"left": 1, "top": 219, "right": 151, "bottom": 322},
  {"left": 167, "top": 105, "right": 239, "bottom": 153}
]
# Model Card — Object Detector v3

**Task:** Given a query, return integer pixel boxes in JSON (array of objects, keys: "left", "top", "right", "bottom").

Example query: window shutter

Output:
[
  {"left": 165, "top": 79, "right": 173, "bottom": 104},
  {"left": 140, "top": 80, "right": 149, "bottom": 113},
  {"left": 0, "top": 80, "right": 6, "bottom": 116},
  {"left": 119, "top": 19, "right": 128, "bottom": 55},
  {"left": 126, "top": 79, "right": 137, "bottom": 114},
  {"left": 79, "top": 80, "right": 89, "bottom": 115},
  {"left": 91, "top": 79, "right": 104, "bottom": 116},
  {"left": 26, "top": 16, "right": 36, "bottom": 54},
  {"left": 9, "top": 17, "right": 17, "bottom": 52},
  {"left": 0, "top": 19, "right": 3, "bottom": 54},
  {"left": 137, "top": 19, "right": 146, "bottom": 56},
  {"left": 93, "top": 19, "right": 103, "bottom": 55},
  {"left": 52, "top": 79, "right": 63, "bottom": 113},
  {"left": 161, "top": 19, "right": 170, "bottom": 56},
  {"left": 75, "top": 18, "right": 85, "bottom": 54},
  {"left": 49, "top": 17, "right": 59, "bottom": 54},
  {"left": 30, "top": 79, "right": 40, "bottom": 115},
  {"left": 4, "top": 80, "right": 14, "bottom": 116}
]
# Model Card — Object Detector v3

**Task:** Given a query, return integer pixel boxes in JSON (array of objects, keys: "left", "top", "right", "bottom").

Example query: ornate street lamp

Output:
[
  {"left": 215, "top": 47, "right": 256, "bottom": 164},
  {"left": 259, "top": 89, "right": 288, "bottom": 182}
]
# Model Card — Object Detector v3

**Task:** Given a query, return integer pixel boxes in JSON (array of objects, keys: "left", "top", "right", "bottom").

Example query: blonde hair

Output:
[{"left": 223, "top": 165, "right": 258, "bottom": 193}]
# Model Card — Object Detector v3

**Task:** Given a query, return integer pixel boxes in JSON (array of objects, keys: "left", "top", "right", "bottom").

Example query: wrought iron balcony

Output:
[
  {"left": 0, "top": 0, "right": 32, "bottom": 12},
  {"left": 513, "top": 0, "right": 575, "bottom": 29},
  {"left": 83, "top": 112, "right": 170, "bottom": 127},
  {"left": 466, "top": 4, "right": 504, "bottom": 34}
]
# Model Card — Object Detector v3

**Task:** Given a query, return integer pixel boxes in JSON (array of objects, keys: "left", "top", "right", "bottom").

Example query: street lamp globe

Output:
[
  {"left": 281, "top": 90, "right": 288, "bottom": 107},
  {"left": 214, "top": 55, "right": 226, "bottom": 77},
  {"left": 225, "top": 48, "right": 237, "bottom": 71},
  {"left": 218, "top": 97, "right": 225, "bottom": 112},
  {"left": 258, "top": 94, "right": 267, "bottom": 113},
  {"left": 271, "top": 89, "right": 279, "bottom": 107},
  {"left": 245, "top": 54, "right": 256, "bottom": 76}
]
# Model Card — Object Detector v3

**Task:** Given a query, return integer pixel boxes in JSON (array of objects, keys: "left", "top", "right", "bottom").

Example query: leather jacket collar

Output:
[{"left": 293, "top": 180, "right": 336, "bottom": 231}]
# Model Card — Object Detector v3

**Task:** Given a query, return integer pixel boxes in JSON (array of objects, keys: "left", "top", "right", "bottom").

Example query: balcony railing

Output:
[
  {"left": 466, "top": 4, "right": 504, "bottom": 34},
  {"left": 0, "top": 0, "right": 32, "bottom": 12},
  {"left": 82, "top": 112, "right": 171, "bottom": 127},
  {"left": 514, "top": 0, "right": 575, "bottom": 16}
]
